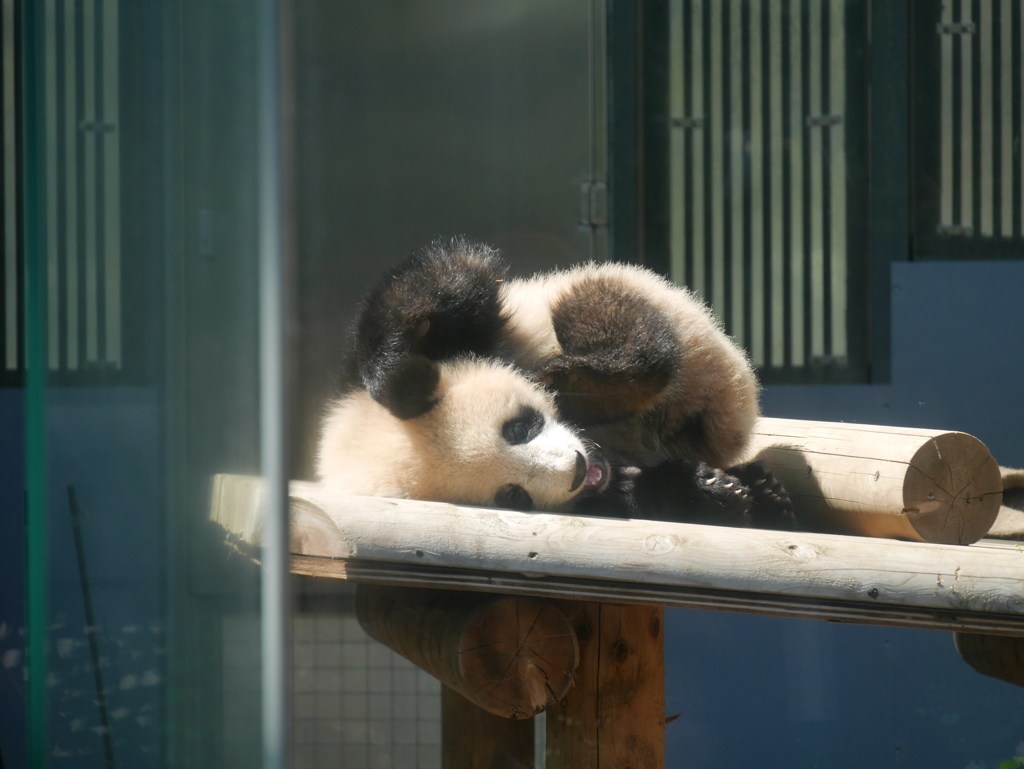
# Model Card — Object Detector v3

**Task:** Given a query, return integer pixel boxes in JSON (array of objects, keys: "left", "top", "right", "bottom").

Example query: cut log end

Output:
[
  {"left": 459, "top": 597, "right": 578, "bottom": 718},
  {"left": 904, "top": 433, "right": 1002, "bottom": 545},
  {"left": 356, "top": 585, "right": 578, "bottom": 719}
]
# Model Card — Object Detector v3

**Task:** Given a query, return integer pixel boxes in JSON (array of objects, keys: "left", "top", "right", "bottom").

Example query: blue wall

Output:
[{"left": 665, "top": 261, "right": 1024, "bottom": 769}]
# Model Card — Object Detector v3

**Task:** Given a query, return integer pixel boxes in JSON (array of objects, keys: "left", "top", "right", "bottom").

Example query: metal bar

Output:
[
  {"left": 102, "top": 0, "right": 120, "bottom": 366},
  {"left": 961, "top": 0, "right": 974, "bottom": 230},
  {"left": 829, "top": 0, "right": 847, "bottom": 360},
  {"left": 980, "top": 0, "right": 993, "bottom": 236},
  {"left": 711, "top": 0, "right": 726, "bottom": 316},
  {"left": 83, "top": 0, "right": 98, "bottom": 362},
  {"left": 669, "top": 0, "right": 685, "bottom": 285},
  {"left": 808, "top": 0, "right": 825, "bottom": 360},
  {"left": 22, "top": 1, "right": 52, "bottom": 760},
  {"left": 749, "top": 0, "right": 764, "bottom": 366},
  {"left": 789, "top": 0, "right": 805, "bottom": 367},
  {"left": 68, "top": 486, "right": 117, "bottom": 768},
  {"left": 64, "top": 0, "right": 78, "bottom": 370},
  {"left": 45, "top": 0, "right": 58, "bottom": 369},
  {"left": 3, "top": 0, "right": 17, "bottom": 370},
  {"left": 1001, "top": 0, "right": 1013, "bottom": 236},
  {"left": 729, "top": 0, "right": 744, "bottom": 345},
  {"left": 588, "top": 0, "right": 608, "bottom": 261},
  {"left": 691, "top": 0, "right": 706, "bottom": 298},
  {"left": 940, "top": 0, "right": 954, "bottom": 228},
  {"left": 768, "top": 0, "right": 783, "bottom": 367},
  {"left": 258, "top": 1, "right": 291, "bottom": 768}
]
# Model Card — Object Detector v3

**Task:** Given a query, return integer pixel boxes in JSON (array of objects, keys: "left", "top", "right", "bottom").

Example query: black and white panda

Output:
[
  {"left": 318, "top": 355, "right": 607, "bottom": 511},
  {"left": 338, "top": 238, "right": 792, "bottom": 528},
  {"left": 317, "top": 353, "right": 758, "bottom": 525}
]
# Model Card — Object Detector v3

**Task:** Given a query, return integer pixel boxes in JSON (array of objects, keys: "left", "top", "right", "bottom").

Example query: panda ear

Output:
[{"left": 378, "top": 355, "right": 441, "bottom": 420}]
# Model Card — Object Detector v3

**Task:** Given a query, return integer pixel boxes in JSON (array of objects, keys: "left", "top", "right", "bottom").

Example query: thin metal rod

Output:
[
  {"left": 940, "top": 0, "right": 953, "bottom": 227},
  {"left": 829, "top": 0, "right": 847, "bottom": 360},
  {"left": 748, "top": 0, "right": 764, "bottom": 366},
  {"left": 669, "top": 0, "right": 684, "bottom": 285},
  {"left": 961, "top": 0, "right": 974, "bottom": 230},
  {"left": 3, "top": 0, "right": 19, "bottom": 370},
  {"left": 789, "top": 0, "right": 805, "bottom": 367},
  {"left": 980, "top": 0, "right": 993, "bottom": 236},
  {"left": 258, "top": 1, "right": 290, "bottom": 767},
  {"left": 729, "top": 0, "right": 744, "bottom": 345},
  {"left": 68, "top": 486, "right": 117, "bottom": 769},
  {"left": 102, "top": 0, "right": 120, "bottom": 366},
  {"left": 64, "top": 0, "right": 78, "bottom": 370},
  {"left": 690, "top": 0, "right": 705, "bottom": 298}
]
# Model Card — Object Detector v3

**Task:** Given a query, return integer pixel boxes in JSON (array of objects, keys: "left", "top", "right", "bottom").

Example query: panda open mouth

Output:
[{"left": 571, "top": 452, "right": 610, "bottom": 494}]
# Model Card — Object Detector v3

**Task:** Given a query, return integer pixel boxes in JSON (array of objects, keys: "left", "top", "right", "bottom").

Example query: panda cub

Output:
[
  {"left": 341, "top": 238, "right": 792, "bottom": 528},
  {"left": 318, "top": 355, "right": 610, "bottom": 512},
  {"left": 317, "top": 353, "right": 757, "bottom": 525}
]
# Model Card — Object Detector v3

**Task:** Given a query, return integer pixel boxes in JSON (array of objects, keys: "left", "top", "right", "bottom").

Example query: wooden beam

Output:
[
  {"left": 954, "top": 632, "right": 1024, "bottom": 688},
  {"left": 546, "top": 602, "right": 665, "bottom": 769},
  {"left": 748, "top": 418, "right": 1002, "bottom": 544},
  {"left": 355, "top": 584, "right": 577, "bottom": 719},
  {"left": 440, "top": 686, "right": 535, "bottom": 769},
  {"left": 211, "top": 475, "right": 1024, "bottom": 637}
]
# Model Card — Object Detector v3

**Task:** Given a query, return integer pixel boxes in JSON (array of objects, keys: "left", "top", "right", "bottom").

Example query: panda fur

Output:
[
  {"left": 341, "top": 239, "right": 793, "bottom": 528},
  {"left": 496, "top": 261, "right": 759, "bottom": 471},
  {"left": 318, "top": 355, "right": 609, "bottom": 512}
]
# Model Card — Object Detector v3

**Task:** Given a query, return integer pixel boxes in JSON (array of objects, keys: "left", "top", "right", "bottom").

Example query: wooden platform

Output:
[
  {"left": 213, "top": 474, "right": 1024, "bottom": 638},
  {"left": 212, "top": 473, "right": 1024, "bottom": 768}
]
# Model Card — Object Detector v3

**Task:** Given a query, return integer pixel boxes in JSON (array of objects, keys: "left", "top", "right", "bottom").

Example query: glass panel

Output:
[{"left": 17, "top": 1, "right": 278, "bottom": 767}]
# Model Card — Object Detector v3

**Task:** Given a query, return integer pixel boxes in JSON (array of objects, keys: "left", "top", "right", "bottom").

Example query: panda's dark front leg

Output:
[
  {"left": 726, "top": 461, "right": 797, "bottom": 530},
  {"left": 628, "top": 460, "right": 754, "bottom": 527},
  {"left": 544, "top": 276, "right": 679, "bottom": 424}
]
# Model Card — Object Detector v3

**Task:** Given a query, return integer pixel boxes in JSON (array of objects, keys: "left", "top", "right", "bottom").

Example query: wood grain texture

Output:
[
  {"left": 546, "top": 602, "right": 665, "bottom": 769},
  {"left": 211, "top": 474, "right": 1024, "bottom": 636},
  {"left": 747, "top": 418, "right": 1002, "bottom": 544},
  {"left": 441, "top": 685, "right": 535, "bottom": 769},
  {"left": 355, "top": 584, "right": 577, "bottom": 719}
]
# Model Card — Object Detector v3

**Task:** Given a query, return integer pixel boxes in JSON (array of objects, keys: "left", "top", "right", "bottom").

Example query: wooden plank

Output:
[
  {"left": 210, "top": 475, "right": 1024, "bottom": 636},
  {"left": 747, "top": 418, "right": 1002, "bottom": 544},
  {"left": 547, "top": 602, "right": 664, "bottom": 769}
]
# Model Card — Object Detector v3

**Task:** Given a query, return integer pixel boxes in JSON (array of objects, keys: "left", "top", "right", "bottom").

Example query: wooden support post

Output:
[
  {"left": 748, "top": 418, "right": 1002, "bottom": 544},
  {"left": 954, "top": 632, "right": 1024, "bottom": 688},
  {"left": 355, "top": 584, "right": 579, "bottom": 719},
  {"left": 441, "top": 685, "right": 535, "bottom": 769},
  {"left": 546, "top": 602, "right": 665, "bottom": 769}
]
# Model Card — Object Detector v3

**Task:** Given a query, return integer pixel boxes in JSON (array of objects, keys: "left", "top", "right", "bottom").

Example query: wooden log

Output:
[
  {"left": 747, "top": 418, "right": 1002, "bottom": 544},
  {"left": 954, "top": 632, "right": 1024, "bottom": 688},
  {"left": 355, "top": 583, "right": 578, "bottom": 719},
  {"left": 441, "top": 686, "right": 535, "bottom": 769},
  {"left": 546, "top": 602, "right": 665, "bottom": 769},
  {"left": 210, "top": 475, "right": 1024, "bottom": 636}
]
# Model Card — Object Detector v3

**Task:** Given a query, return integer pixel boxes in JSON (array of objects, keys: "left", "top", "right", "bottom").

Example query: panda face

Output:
[{"left": 423, "top": 359, "right": 609, "bottom": 512}]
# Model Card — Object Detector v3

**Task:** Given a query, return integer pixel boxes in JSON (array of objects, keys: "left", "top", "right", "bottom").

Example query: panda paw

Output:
[
  {"left": 726, "top": 461, "right": 797, "bottom": 530},
  {"left": 692, "top": 463, "right": 755, "bottom": 526},
  {"left": 601, "top": 459, "right": 752, "bottom": 525}
]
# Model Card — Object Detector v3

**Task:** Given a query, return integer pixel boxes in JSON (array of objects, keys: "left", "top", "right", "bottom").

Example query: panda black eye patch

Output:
[
  {"left": 501, "top": 406, "right": 545, "bottom": 445},
  {"left": 494, "top": 484, "right": 534, "bottom": 512}
]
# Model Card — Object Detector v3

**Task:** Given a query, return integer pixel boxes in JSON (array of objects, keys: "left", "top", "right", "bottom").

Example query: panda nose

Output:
[{"left": 570, "top": 451, "right": 587, "bottom": 492}]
